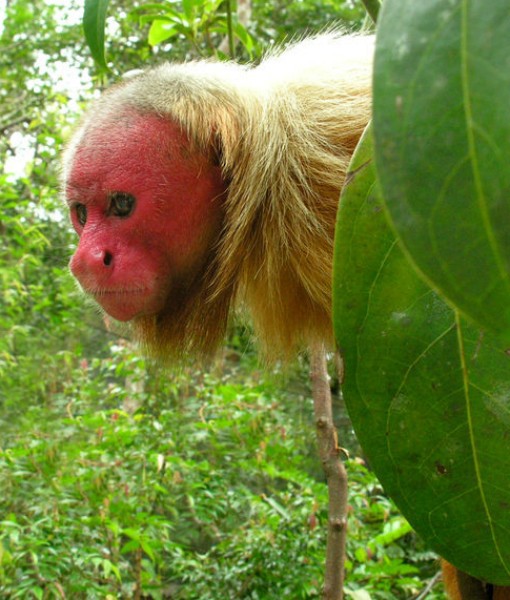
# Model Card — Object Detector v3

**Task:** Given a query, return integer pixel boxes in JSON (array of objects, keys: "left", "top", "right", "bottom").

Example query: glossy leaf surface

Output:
[
  {"left": 333, "top": 129, "right": 510, "bottom": 584},
  {"left": 373, "top": 0, "right": 510, "bottom": 339}
]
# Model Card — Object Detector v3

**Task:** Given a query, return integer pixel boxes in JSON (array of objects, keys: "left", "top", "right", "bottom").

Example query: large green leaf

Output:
[
  {"left": 373, "top": 0, "right": 510, "bottom": 339},
  {"left": 333, "top": 129, "right": 510, "bottom": 584}
]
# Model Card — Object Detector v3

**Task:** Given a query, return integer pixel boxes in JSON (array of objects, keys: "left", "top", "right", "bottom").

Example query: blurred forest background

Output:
[{"left": 0, "top": 0, "right": 446, "bottom": 597}]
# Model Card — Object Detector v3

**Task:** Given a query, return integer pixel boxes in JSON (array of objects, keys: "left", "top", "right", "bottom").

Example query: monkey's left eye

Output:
[
  {"left": 108, "top": 192, "right": 136, "bottom": 218},
  {"left": 75, "top": 203, "right": 88, "bottom": 227}
]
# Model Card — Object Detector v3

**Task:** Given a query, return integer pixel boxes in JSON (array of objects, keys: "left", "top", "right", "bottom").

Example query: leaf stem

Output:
[
  {"left": 360, "top": 0, "right": 380, "bottom": 24},
  {"left": 225, "top": 0, "right": 235, "bottom": 59}
]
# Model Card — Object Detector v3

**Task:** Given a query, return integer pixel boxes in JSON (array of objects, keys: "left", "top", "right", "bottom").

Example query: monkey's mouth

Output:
[
  {"left": 89, "top": 287, "right": 162, "bottom": 322},
  {"left": 94, "top": 288, "right": 147, "bottom": 296}
]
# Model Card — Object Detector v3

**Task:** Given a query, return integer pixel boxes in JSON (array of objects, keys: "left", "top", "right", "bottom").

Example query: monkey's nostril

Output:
[{"left": 103, "top": 251, "right": 113, "bottom": 266}]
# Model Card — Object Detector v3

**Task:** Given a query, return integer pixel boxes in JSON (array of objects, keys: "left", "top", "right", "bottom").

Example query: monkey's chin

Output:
[{"left": 93, "top": 290, "right": 164, "bottom": 322}]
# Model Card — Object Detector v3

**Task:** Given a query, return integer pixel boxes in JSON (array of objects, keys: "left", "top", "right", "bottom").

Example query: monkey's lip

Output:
[
  {"left": 89, "top": 287, "right": 160, "bottom": 322},
  {"left": 93, "top": 288, "right": 147, "bottom": 295}
]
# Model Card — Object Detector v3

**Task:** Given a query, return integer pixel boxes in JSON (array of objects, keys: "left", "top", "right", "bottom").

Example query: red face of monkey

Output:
[{"left": 65, "top": 111, "right": 226, "bottom": 322}]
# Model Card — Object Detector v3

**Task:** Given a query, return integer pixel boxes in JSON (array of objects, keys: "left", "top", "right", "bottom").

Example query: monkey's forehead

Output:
[
  {"left": 62, "top": 113, "right": 217, "bottom": 203},
  {"left": 63, "top": 111, "right": 197, "bottom": 193},
  {"left": 69, "top": 109, "right": 192, "bottom": 156}
]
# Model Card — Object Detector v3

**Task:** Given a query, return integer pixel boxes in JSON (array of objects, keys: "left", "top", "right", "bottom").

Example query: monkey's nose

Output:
[
  {"left": 70, "top": 245, "right": 115, "bottom": 280},
  {"left": 88, "top": 247, "right": 114, "bottom": 268}
]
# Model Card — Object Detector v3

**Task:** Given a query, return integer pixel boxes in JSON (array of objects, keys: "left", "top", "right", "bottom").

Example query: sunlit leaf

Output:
[
  {"left": 140, "top": 540, "right": 156, "bottom": 560},
  {"left": 121, "top": 539, "right": 140, "bottom": 554},
  {"left": 181, "top": 0, "right": 195, "bottom": 22},
  {"left": 148, "top": 19, "right": 178, "bottom": 46}
]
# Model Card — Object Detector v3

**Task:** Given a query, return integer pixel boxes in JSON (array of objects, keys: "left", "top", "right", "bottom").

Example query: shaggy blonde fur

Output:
[{"left": 64, "top": 33, "right": 373, "bottom": 360}]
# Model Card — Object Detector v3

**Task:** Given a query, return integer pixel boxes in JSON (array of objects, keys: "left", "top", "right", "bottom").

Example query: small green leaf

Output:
[
  {"left": 262, "top": 495, "right": 291, "bottom": 520},
  {"left": 354, "top": 547, "right": 368, "bottom": 563},
  {"left": 148, "top": 19, "right": 178, "bottom": 46},
  {"left": 31, "top": 587, "right": 44, "bottom": 600},
  {"left": 233, "top": 22, "right": 255, "bottom": 56},
  {"left": 182, "top": 0, "right": 195, "bottom": 22},
  {"left": 122, "top": 527, "right": 141, "bottom": 541},
  {"left": 368, "top": 518, "right": 413, "bottom": 550},
  {"left": 83, "top": 0, "right": 110, "bottom": 70},
  {"left": 121, "top": 539, "right": 140, "bottom": 554},
  {"left": 140, "top": 540, "right": 156, "bottom": 561}
]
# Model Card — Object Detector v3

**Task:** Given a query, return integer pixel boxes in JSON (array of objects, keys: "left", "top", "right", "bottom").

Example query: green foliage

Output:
[
  {"left": 83, "top": 0, "right": 255, "bottom": 64},
  {"left": 0, "top": 0, "right": 112, "bottom": 413},
  {"left": 83, "top": 0, "right": 368, "bottom": 68},
  {"left": 138, "top": 0, "right": 257, "bottom": 60},
  {"left": 0, "top": 344, "right": 442, "bottom": 598},
  {"left": 249, "top": 0, "right": 367, "bottom": 43}
]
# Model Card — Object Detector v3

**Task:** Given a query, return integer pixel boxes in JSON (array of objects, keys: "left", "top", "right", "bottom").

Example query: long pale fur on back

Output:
[{"left": 65, "top": 32, "right": 373, "bottom": 361}]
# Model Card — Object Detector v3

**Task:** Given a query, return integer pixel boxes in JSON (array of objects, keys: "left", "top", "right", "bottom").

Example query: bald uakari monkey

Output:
[{"left": 63, "top": 33, "right": 372, "bottom": 361}]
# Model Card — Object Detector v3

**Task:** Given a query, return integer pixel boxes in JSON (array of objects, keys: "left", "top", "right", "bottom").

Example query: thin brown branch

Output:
[
  {"left": 133, "top": 546, "right": 142, "bottom": 600},
  {"left": 310, "top": 344, "right": 348, "bottom": 600},
  {"left": 412, "top": 570, "right": 441, "bottom": 600}
]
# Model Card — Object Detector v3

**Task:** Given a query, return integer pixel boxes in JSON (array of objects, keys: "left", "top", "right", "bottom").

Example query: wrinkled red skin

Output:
[{"left": 66, "top": 112, "right": 226, "bottom": 322}]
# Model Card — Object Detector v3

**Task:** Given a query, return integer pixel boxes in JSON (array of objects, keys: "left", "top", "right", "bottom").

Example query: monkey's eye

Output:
[
  {"left": 108, "top": 192, "right": 136, "bottom": 218},
  {"left": 75, "top": 203, "right": 87, "bottom": 227}
]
